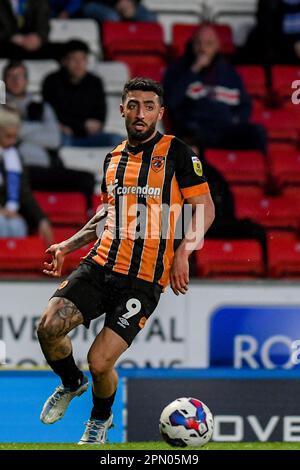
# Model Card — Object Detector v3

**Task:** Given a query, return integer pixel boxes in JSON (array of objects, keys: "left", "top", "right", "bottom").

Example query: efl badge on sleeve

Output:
[
  {"left": 151, "top": 155, "right": 165, "bottom": 173},
  {"left": 191, "top": 156, "right": 203, "bottom": 176}
]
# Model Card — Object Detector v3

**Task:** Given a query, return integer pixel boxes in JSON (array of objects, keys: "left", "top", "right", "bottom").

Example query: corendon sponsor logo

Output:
[{"left": 108, "top": 179, "right": 161, "bottom": 198}]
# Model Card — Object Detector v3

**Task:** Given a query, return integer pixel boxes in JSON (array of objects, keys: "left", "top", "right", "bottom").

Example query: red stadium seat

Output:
[
  {"left": 236, "top": 65, "right": 266, "bottom": 99},
  {"left": 53, "top": 227, "right": 77, "bottom": 243},
  {"left": 281, "top": 186, "right": 300, "bottom": 212},
  {"left": 230, "top": 185, "right": 264, "bottom": 199},
  {"left": 34, "top": 192, "right": 87, "bottom": 225},
  {"left": 0, "top": 237, "right": 44, "bottom": 271},
  {"left": 272, "top": 65, "right": 300, "bottom": 99},
  {"left": 232, "top": 188, "right": 300, "bottom": 229},
  {"left": 172, "top": 23, "right": 235, "bottom": 59},
  {"left": 102, "top": 22, "right": 166, "bottom": 59},
  {"left": 282, "top": 186, "right": 300, "bottom": 200},
  {"left": 251, "top": 107, "right": 300, "bottom": 142},
  {"left": 205, "top": 149, "right": 267, "bottom": 186},
  {"left": 92, "top": 194, "right": 102, "bottom": 214},
  {"left": 269, "top": 143, "right": 300, "bottom": 187},
  {"left": 268, "top": 236, "right": 300, "bottom": 277},
  {"left": 195, "top": 239, "right": 264, "bottom": 278},
  {"left": 63, "top": 243, "right": 94, "bottom": 273},
  {"left": 115, "top": 55, "right": 166, "bottom": 82},
  {"left": 267, "top": 229, "right": 297, "bottom": 243}
]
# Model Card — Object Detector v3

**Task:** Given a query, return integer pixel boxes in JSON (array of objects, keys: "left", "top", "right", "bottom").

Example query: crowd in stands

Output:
[{"left": 1, "top": 0, "right": 300, "bottom": 278}]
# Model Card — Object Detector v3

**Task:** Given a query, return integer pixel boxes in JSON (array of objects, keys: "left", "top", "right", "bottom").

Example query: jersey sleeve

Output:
[
  {"left": 100, "top": 153, "right": 110, "bottom": 203},
  {"left": 174, "top": 139, "right": 210, "bottom": 199}
]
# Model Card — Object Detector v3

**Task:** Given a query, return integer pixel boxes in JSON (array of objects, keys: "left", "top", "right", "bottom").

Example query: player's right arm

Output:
[
  {"left": 44, "top": 154, "right": 111, "bottom": 277},
  {"left": 43, "top": 205, "right": 107, "bottom": 277}
]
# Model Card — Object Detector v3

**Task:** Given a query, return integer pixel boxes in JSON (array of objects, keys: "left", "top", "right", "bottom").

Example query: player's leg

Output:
[
  {"left": 78, "top": 282, "right": 162, "bottom": 444},
  {"left": 38, "top": 296, "right": 85, "bottom": 386},
  {"left": 38, "top": 262, "right": 108, "bottom": 424},
  {"left": 78, "top": 326, "right": 128, "bottom": 445},
  {"left": 37, "top": 297, "right": 88, "bottom": 424}
]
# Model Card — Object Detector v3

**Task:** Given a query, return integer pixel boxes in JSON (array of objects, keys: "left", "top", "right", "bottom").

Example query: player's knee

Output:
[
  {"left": 88, "top": 355, "right": 114, "bottom": 379},
  {"left": 37, "top": 300, "right": 66, "bottom": 343},
  {"left": 37, "top": 316, "right": 63, "bottom": 343}
]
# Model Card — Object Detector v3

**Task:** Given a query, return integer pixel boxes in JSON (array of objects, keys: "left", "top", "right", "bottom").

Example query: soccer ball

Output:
[{"left": 159, "top": 397, "right": 214, "bottom": 447}]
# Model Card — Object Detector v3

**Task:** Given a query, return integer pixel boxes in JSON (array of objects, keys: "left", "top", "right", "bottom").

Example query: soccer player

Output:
[{"left": 37, "top": 78, "right": 215, "bottom": 444}]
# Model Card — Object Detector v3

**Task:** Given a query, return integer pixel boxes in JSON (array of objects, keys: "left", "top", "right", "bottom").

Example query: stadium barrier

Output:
[
  {"left": 1, "top": 280, "right": 300, "bottom": 369},
  {"left": 1, "top": 369, "right": 300, "bottom": 443}
]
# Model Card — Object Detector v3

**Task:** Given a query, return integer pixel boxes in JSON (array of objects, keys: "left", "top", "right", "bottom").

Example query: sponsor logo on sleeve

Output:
[{"left": 191, "top": 156, "right": 203, "bottom": 176}]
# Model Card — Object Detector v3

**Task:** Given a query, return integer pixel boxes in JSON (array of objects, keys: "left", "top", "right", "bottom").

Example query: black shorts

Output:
[{"left": 51, "top": 261, "right": 162, "bottom": 346}]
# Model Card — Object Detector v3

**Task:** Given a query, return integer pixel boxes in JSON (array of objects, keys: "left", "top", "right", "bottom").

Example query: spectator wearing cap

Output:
[
  {"left": 42, "top": 40, "right": 122, "bottom": 147},
  {"left": 164, "top": 25, "right": 267, "bottom": 154},
  {"left": 82, "top": 0, "right": 156, "bottom": 23},
  {"left": 0, "top": 108, "right": 53, "bottom": 244}
]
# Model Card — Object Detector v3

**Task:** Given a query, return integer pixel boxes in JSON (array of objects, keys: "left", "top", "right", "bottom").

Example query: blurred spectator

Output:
[
  {"left": 164, "top": 25, "right": 267, "bottom": 154},
  {"left": 82, "top": 0, "right": 157, "bottom": 23},
  {"left": 0, "top": 0, "right": 50, "bottom": 59},
  {"left": 42, "top": 40, "right": 122, "bottom": 147},
  {"left": 240, "top": 0, "right": 300, "bottom": 67},
  {"left": 3, "top": 59, "right": 96, "bottom": 214},
  {"left": 4, "top": 61, "right": 60, "bottom": 167},
  {"left": 49, "top": 0, "right": 82, "bottom": 18},
  {"left": 0, "top": 107, "right": 53, "bottom": 244}
]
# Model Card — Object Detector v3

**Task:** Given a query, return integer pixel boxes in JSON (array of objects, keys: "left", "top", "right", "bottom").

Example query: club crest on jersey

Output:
[
  {"left": 191, "top": 156, "right": 203, "bottom": 176},
  {"left": 151, "top": 155, "right": 165, "bottom": 173},
  {"left": 58, "top": 280, "right": 69, "bottom": 290}
]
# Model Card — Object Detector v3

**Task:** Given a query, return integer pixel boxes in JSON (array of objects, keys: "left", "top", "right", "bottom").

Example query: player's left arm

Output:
[{"left": 170, "top": 192, "right": 215, "bottom": 296}]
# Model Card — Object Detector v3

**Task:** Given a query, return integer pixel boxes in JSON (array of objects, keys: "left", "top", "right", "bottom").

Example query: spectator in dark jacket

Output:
[
  {"left": 241, "top": 0, "right": 300, "bottom": 66},
  {"left": 83, "top": 0, "right": 156, "bottom": 23},
  {"left": 0, "top": 108, "right": 53, "bottom": 244},
  {"left": 0, "top": 0, "right": 50, "bottom": 59},
  {"left": 164, "top": 25, "right": 267, "bottom": 153},
  {"left": 42, "top": 40, "right": 122, "bottom": 147}
]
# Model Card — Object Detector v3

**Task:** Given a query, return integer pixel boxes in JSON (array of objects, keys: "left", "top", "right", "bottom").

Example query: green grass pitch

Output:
[{"left": 1, "top": 443, "right": 300, "bottom": 450}]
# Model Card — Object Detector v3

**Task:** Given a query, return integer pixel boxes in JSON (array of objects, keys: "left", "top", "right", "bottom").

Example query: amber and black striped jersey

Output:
[{"left": 87, "top": 132, "right": 210, "bottom": 288}]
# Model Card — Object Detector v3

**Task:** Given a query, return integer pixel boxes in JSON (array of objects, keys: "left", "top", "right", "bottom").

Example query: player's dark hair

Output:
[
  {"left": 3, "top": 60, "right": 28, "bottom": 81},
  {"left": 122, "top": 77, "right": 164, "bottom": 105}
]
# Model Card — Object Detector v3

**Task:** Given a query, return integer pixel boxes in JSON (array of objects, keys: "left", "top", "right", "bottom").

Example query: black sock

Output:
[
  {"left": 48, "top": 353, "right": 83, "bottom": 391},
  {"left": 91, "top": 389, "right": 116, "bottom": 421}
]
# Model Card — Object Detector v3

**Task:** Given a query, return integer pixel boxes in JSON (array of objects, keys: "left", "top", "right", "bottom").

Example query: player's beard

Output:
[{"left": 126, "top": 120, "right": 156, "bottom": 143}]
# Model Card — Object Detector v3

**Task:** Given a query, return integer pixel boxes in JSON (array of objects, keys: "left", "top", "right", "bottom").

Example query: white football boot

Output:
[
  {"left": 40, "top": 376, "right": 89, "bottom": 424},
  {"left": 78, "top": 414, "right": 114, "bottom": 445}
]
